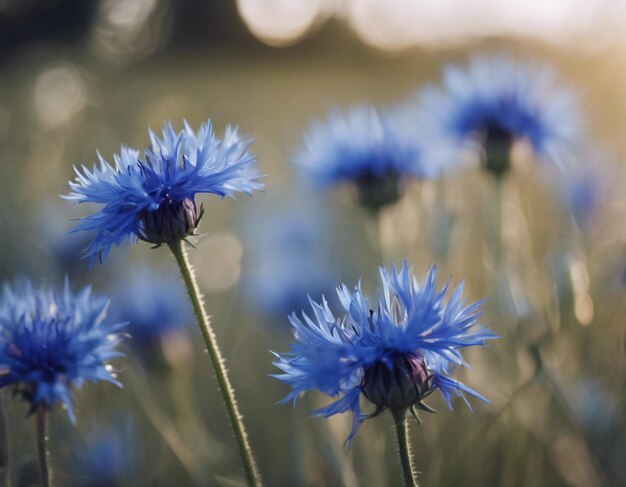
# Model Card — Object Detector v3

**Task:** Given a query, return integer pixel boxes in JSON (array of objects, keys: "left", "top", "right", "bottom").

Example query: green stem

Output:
[
  {"left": 0, "top": 395, "right": 10, "bottom": 487},
  {"left": 493, "top": 175, "right": 503, "bottom": 268},
  {"left": 492, "top": 175, "right": 513, "bottom": 313},
  {"left": 392, "top": 409, "right": 419, "bottom": 487},
  {"left": 168, "top": 240, "right": 261, "bottom": 487},
  {"left": 36, "top": 407, "right": 51, "bottom": 487}
]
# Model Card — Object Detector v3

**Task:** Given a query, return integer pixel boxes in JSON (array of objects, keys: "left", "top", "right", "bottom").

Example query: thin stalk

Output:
[
  {"left": 168, "top": 240, "right": 261, "bottom": 487},
  {"left": 0, "top": 396, "right": 10, "bottom": 487},
  {"left": 492, "top": 175, "right": 514, "bottom": 313},
  {"left": 493, "top": 175, "right": 504, "bottom": 268},
  {"left": 433, "top": 177, "right": 452, "bottom": 264},
  {"left": 392, "top": 409, "right": 419, "bottom": 487},
  {"left": 129, "top": 364, "right": 205, "bottom": 484},
  {"left": 35, "top": 407, "right": 51, "bottom": 487}
]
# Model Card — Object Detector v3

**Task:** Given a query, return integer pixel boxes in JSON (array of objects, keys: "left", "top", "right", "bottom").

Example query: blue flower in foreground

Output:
[
  {"left": 295, "top": 106, "right": 435, "bottom": 211},
  {"left": 113, "top": 269, "right": 192, "bottom": 346},
  {"left": 419, "top": 55, "right": 581, "bottom": 176},
  {"left": 65, "top": 120, "right": 263, "bottom": 264},
  {"left": 0, "top": 279, "right": 124, "bottom": 422},
  {"left": 273, "top": 262, "right": 497, "bottom": 443}
]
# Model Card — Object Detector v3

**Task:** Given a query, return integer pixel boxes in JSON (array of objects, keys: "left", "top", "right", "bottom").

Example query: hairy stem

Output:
[
  {"left": 168, "top": 240, "right": 261, "bottom": 487},
  {"left": 36, "top": 407, "right": 52, "bottom": 487},
  {"left": 392, "top": 409, "right": 419, "bottom": 487}
]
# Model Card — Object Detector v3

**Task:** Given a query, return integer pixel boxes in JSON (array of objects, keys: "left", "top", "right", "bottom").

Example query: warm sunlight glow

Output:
[{"left": 237, "top": 0, "right": 323, "bottom": 47}]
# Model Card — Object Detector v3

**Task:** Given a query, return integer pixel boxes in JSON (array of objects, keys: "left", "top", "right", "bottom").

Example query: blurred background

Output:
[{"left": 0, "top": 0, "right": 625, "bottom": 486}]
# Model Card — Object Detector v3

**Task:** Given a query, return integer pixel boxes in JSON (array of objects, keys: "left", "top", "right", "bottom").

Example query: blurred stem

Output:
[
  {"left": 129, "top": 363, "right": 204, "bottom": 484},
  {"left": 392, "top": 409, "right": 419, "bottom": 487},
  {"left": 492, "top": 175, "right": 514, "bottom": 312},
  {"left": 36, "top": 407, "right": 51, "bottom": 487},
  {"left": 433, "top": 178, "right": 450, "bottom": 264},
  {"left": 168, "top": 240, "right": 262, "bottom": 487},
  {"left": 362, "top": 212, "right": 383, "bottom": 258},
  {"left": 493, "top": 176, "right": 503, "bottom": 267},
  {"left": 0, "top": 396, "right": 10, "bottom": 487}
]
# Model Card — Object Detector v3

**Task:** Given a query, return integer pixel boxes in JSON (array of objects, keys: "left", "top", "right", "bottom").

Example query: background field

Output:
[{"left": 0, "top": 1, "right": 625, "bottom": 486}]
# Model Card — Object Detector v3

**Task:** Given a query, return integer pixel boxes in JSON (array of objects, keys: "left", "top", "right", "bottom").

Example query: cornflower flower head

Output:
[
  {"left": 65, "top": 120, "right": 264, "bottom": 264},
  {"left": 73, "top": 417, "right": 138, "bottom": 487},
  {"left": 563, "top": 169, "right": 606, "bottom": 232},
  {"left": 35, "top": 203, "right": 127, "bottom": 279},
  {"left": 560, "top": 163, "right": 611, "bottom": 233},
  {"left": 294, "top": 105, "right": 436, "bottom": 212},
  {"left": 112, "top": 268, "right": 193, "bottom": 370},
  {"left": 569, "top": 377, "right": 618, "bottom": 438},
  {"left": 419, "top": 55, "right": 581, "bottom": 177},
  {"left": 113, "top": 269, "right": 191, "bottom": 346},
  {"left": 241, "top": 195, "right": 346, "bottom": 323},
  {"left": 36, "top": 204, "right": 90, "bottom": 275},
  {"left": 0, "top": 279, "right": 125, "bottom": 422},
  {"left": 273, "top": 261, "right": 497, "bottom": 443}
]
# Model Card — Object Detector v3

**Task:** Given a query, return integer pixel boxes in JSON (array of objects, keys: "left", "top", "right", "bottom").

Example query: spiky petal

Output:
[
  {"left": 272, "top": 261, "right": 497, "bottom": 443},
  {"left": 65, "top": 120, "right": 264, "bottom": 264},
  {"left": 0, "top": 279, "right": 125, "bottom": 422}
]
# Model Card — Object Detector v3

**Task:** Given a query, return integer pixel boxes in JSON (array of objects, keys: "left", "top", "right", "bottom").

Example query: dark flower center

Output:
[
  {"left": 362, "top": 354, "right": 432, "bottom": 411},
  {"left": 137, "top": 197, "right": 198, "bottom": 245},
  {"left": 355, "top": 170, "right": 401, "bottom": 213},
  {"left": 481, "top": 122, "right": 514, "bottom": 177}
]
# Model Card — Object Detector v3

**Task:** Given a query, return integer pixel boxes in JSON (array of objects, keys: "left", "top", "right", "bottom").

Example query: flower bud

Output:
[
  {"left": 362, "top": 354, "right": 432, "bottom": 411},
  {"left": 138, "top": 197, "right": 198, "bottom": 245}
]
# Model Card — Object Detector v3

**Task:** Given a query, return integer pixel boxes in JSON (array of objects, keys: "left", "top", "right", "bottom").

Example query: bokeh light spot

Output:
[
  {"left": 195, "top": 233, "right": 243, "bottom": 293},
  {"left": 33, "top": 65, "right": 86, "bottom": 129},
  {"left": 237, "top": 0, "right": 323, "bottom": 47}
]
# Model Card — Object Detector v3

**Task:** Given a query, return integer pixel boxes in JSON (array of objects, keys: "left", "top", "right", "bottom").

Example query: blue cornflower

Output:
[
  {"left": 295, "top": 105, "right": 436, "bottom": 211},
  {"left": 72, "top": 417, "right": 138, "bottom": 487},
  {"left": 273, "top": 262, "right": 496, "bottom": 442},
  {"left": 65, "top": 120, "right": 264, "bottom": 264},
  {"left": 241, "top": 194, "right": 349, "bottom": 323},
  {"left": 113, "top": 268, "right": 192, "bottom": 346},
  {"left": 560, "top": 164, "right": 610, "bottom": 233},
  {"left": 35, "top": 203, "right": 114, "bottom": 277},
  {"left": 419, "top": 55, "right": 581, "bottom": 176},
  {"left": 0, "top": 279, "right": 124, "bottom": 422},
  {"left": 569, "top": 377, "right": 618, "bottom": 437}
]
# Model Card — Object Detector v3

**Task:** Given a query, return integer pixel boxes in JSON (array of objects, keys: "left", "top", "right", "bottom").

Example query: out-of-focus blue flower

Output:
[
  {"left": 569, "top": 377, "right": 618, "bottom": 437},
  {"left": 65, "top": 120, "right": 264, "bottom": 264},
  {"left": 0, "top": 279, "right": 124, "bottom": 422},
  {"left": 560, "top": 165, "right": 610, "bottom": 232},
  {"left": 37, "top": 205, "right": 90, "bottom": 274},
  {"left": 295, "top": 105, "right": 437, "bottom": 211},
  {"left": 33, "top": 203, "right": 126, "bottom": 279},
  {"left": 113, "top": 269, "right": 192, "bottom": 347},
  {"left": 418, "top": 55, "right": 581, "bottom": 174},
  {"left": 273, "top": 262, "right": 496, "bottom": 443},
  {"left": 246, "top": 259, "right": 336, "bottom": 322},
  {"left": 73, "top": 417, "right": 138, "bottom": 487},
  {"left": 241, "top": 196, "right": 347, "bottom": 322}
]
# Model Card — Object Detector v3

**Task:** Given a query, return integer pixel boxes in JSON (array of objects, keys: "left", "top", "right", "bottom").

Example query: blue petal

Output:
[
  {"left": 65, "top": 120, "right": 264, "bottom": 264},
  {"left": 0, "top": 279, "right": 126, "bottom": 422}
]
